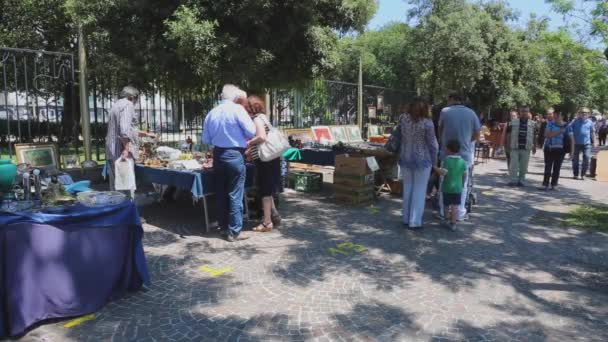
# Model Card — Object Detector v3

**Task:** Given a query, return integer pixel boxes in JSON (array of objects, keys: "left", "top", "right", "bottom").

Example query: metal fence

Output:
[
  {"left": 0, "top": 47, "right": 78, "bottom": 161},
  {"left": 87, "top": 79, "right": 219, "bottom": 161},
  {"left": 1, "top": 47, "right": 413, "bottom": 164},
  {"left": 270, "top": 79, "right": 412, "bottom": 130}
]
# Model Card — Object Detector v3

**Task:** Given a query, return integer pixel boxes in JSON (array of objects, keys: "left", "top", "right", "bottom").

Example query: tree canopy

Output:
[
  {"left": 333, "top": 0, "right": 608, "bottom": 114},
  {"left": 1, "top": 0, "right": 608, "bottom": 115},
  {"left": 0, "top": 0, "right": 378, "bottom": 91}
]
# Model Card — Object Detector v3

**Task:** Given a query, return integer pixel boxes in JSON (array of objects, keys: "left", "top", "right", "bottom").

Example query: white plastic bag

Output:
[{"left": 114, "top": 158, "right": 136, "bottom": 191}]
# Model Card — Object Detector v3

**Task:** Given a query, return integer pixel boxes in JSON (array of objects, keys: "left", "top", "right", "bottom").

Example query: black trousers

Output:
[
  {"left": 599, "top": 132, "right": 607, "bottom": 146},
  {"left": 543, "top": 148, "right": 565, "bottom": 187}
]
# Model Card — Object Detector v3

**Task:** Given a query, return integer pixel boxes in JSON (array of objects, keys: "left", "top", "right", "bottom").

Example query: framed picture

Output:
[
  {"left": 15, "top": 143, "right": 60, "bottom": 169},
  {"left": 282, "top": 128, "right": 315, "bottom": 144},
  {"left": 311, "top": 126, "right": 333, "bottom": 143},
  {"left": 368, "top": 106, "right": 377, "bottom": 119},
  {"left": 345, "top": 126, "right": 364, "bottom": 143},
  {"left": 329, "top": 126, "right": 348, "bottom": 143}
]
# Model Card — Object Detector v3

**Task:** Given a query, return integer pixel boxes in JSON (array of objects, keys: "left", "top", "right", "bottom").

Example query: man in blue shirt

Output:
[
  {"left": 202, "top": 85, "right": 256, "bottom": 241},
  {"left": 568, "top": 107, "right": 597, "bottom": 180},
  {"left": 438, "top": 93, "right": 481, "bottom": 221}
]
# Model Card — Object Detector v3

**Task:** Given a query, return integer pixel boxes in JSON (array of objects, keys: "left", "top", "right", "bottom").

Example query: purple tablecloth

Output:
[{"left": 0, "top": 202, "right": 149, "bottom": 338}]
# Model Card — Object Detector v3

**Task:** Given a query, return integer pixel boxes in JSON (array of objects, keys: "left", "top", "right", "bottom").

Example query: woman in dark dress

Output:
[{"left": 245, "top": 96, "right": 281, "bottom": 232}]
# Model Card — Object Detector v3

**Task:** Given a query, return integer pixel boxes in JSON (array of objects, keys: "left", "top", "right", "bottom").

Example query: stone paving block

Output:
[{"left": 17, "top": 157, "right": 608, "bottom": 341}]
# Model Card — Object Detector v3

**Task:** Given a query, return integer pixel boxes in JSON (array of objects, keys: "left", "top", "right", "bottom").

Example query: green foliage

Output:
[
  {"left": 332, "top": 0, "right": 608, "bottom": 114},
  {"left": 1, "top": 0, "right": 378, "bottom": 91},
  {"left": 334, "top": 23, "right": 415, "bottom": 91},
  {"left": 563, "top": 204, "right": 608, "bottom": 232},
  {"left": 301, "top": 81, "right": 330, "bottom": 123},
  {"left": 546, "top": 0, "right": 608, "bottom": 43}
]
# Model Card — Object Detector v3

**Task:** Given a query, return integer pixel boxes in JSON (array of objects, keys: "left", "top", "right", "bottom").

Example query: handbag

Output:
[
  {"left": 385, "top": 116, "right": 403, "bottom": 154},
  {"left": 257, "top": 115, "right": 290, "bottom": 162}
]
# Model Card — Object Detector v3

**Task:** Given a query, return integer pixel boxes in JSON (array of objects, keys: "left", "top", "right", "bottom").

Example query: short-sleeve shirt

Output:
[
  {"left": 439, "top": 105, "right": 481, "bottom": 166},
  {"left": 442, "top": 155, "right": 467, "bottom": 194},
  {"left": 568, "top": 118, "right": 594, "bottom": 145},
  {"left": 544, "top": 121, "right": 565, "bottom": 149},
  {"left": 202, "top": 100, "right": 256, "bottom": 148}
]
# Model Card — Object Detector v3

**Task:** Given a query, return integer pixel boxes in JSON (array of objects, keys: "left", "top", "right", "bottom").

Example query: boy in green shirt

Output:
[{"left": 440, "top": 140, "right": 468, "bottom": 230}]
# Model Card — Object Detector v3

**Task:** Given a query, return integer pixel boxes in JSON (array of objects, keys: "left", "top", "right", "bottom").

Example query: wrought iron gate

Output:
[{"left": 0, "top": 47, "right": 78, "bottom": 160}]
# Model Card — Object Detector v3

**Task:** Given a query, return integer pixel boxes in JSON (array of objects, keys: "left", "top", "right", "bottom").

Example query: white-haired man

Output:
[
  {"left": 105, "top": 86, "right": 152, "bottom": 191},
  {"left": 202, "top": 85, "right": 256, "bottom": 242}
]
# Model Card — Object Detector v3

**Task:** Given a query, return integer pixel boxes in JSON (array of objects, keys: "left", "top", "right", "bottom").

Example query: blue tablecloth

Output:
[
  {"left": 0, "top": 202, "right": 149, "bottom": 338},
  {"left": 135, "top": 164, "right": 256, "bottom": 200},
  {"left": 299, "top": 149, "right": 336, "bottom": 166}
]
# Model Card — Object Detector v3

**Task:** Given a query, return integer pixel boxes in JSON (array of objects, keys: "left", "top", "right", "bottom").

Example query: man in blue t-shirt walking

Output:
[
  {"left": 568, "top": 107, "right": 597, "bottom": 180},
  {"left": 438, "top": 93, "right": 481, "bottom": 221}
]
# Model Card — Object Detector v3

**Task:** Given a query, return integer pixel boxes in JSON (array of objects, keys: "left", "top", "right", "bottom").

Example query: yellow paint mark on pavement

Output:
[
  {"left": 63, "top": 314, "right": 96, "bottom": 328},
  {"left": 367, "top": 206, "right": 380, "bottom": 214},
  {"left": 329, "top": 242, "right": 367, "bottom": 256},
  {"left": 199, "top": 265, "right": 233, "bottom": 277}
]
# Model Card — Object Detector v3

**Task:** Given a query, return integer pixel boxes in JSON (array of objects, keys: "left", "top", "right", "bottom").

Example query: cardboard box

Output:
[
  {"left": 333, "top": 183, "right": 374, "bottom": 194},
  {"left": 334, "top": 183, "right": 375, "bottom": 204},
  {"left": 335, "top": 154, "right": 372, "bottom": 176},
  {"left": 335, "top": 191, "right": 375, "bottom": 205},
  {"left": 333, "top": 173, "right": 375, "bottom": 187}
]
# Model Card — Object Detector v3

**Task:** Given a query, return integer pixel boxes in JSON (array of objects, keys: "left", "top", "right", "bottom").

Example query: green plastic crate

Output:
[{"left": 292, "top": 171, "right": 322, "bottom": 193}]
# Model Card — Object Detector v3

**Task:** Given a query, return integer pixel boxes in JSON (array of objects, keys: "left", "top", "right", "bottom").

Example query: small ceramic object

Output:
[{"left": 0, "top": 159, "right": 17, "bottom": 194}]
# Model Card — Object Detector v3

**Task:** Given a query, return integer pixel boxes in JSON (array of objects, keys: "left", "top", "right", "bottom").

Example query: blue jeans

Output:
[
  {"left": 572, "top": 144, "right": 592, "bottom": 177},
  {"left": 214, "top": 148, "right": 246, "bottom": 237}
]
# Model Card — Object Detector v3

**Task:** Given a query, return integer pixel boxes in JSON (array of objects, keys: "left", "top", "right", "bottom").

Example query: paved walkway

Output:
[{"left": 20, "top": 155, "right": 608, "bottom": 342}]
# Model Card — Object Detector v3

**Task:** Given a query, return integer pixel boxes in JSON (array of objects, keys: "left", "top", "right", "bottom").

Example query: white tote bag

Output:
[
  {"left": 114, "top": 157, "right": 137, "bottom": 191},
  {"left": 257, "top": 115, "right": 290, "bottom": 162}
]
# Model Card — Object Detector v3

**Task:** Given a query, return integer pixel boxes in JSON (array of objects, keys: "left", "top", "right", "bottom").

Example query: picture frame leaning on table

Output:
[{"left": 14, "top": 143, "right": 60, "bottom": 170}]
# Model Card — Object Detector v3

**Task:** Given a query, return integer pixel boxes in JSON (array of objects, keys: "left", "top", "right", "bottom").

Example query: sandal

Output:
[{"left": 252, "top": 222, "right": 273, "bottom": 232}]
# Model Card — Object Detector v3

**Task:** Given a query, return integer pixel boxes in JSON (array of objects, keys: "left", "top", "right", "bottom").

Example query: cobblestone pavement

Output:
[{"left": 17, "top": 155, "right": 608, "bottom": 342}]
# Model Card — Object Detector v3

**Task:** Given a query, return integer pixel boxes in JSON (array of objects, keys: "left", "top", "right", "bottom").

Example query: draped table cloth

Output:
[
  {"left": 0, "top": 202, "right": 149, "bottom": 338},
  {"left": 135, "top": 165, "right": 256, "bottom": 232},
  {"left": 135, "top": 164, "right": 256, "bottom": 201},
  {"left": 298, "top": 148, "right": 336, "bottom": 166}
]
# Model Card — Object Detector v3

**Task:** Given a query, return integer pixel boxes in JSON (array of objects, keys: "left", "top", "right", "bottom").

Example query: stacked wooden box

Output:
[{"left": 333, "top": 154, "right": 375, "bottom": 204}]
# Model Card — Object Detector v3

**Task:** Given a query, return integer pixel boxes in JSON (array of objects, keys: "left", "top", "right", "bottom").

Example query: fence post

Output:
[
  {"left": 78, "top": 25, "right": 96, "bottom": 168},
  {"left": 265, "top": 91, "right": 271, "bottom": 123},
  {"left": 357, "top": 57, "right": 363, "bottom": 131}
]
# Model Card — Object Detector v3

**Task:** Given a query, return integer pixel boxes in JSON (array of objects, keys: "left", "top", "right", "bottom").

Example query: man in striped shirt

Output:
[{"left": 105, "top": 86, "right": 152, "bottom": 190}]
